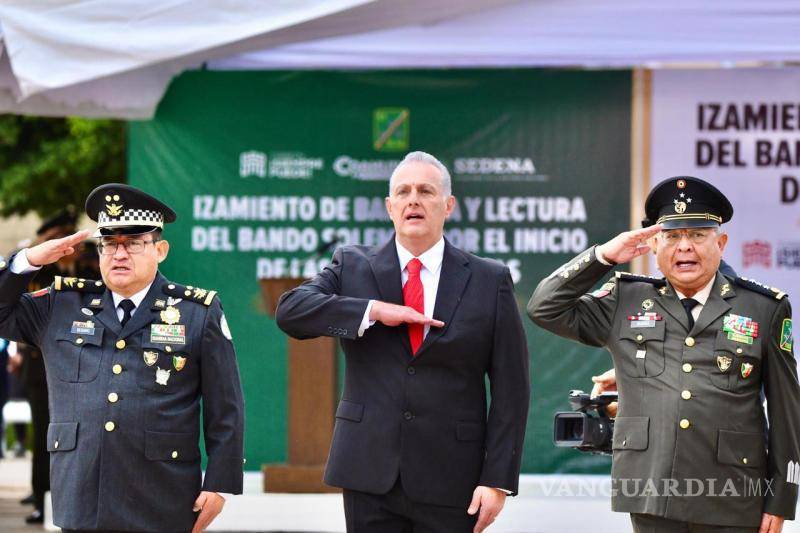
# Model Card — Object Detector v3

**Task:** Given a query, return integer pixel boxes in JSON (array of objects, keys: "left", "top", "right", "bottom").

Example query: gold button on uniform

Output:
[
  {"left": 108, "top": 392, "right": 119, "bottom": 403},
  {"left": 682, "top": 363, "right": 693, "bottom": 373},
  {"left": 736, "top": 348, "right": 743, "bottom": 354},
  {"left": 0, "top": 261, "right": 6, "bottom": 269},
  {"left": 54, "top": 440, "right": 59, "bottom": 449},
  {"left": 105, "top": 421, "right": 116, "bottom": 432},
  {"left": 75, "top": 338, "right": 84, "bottom": 345},
  {"left": 116, "top": 339, "right": 126, "bottom": 350},
  {"left": 112, "top": 364, "right": 123, "bottom": 375},
  {"left": 679, "top": 419, "right": 690, "bottom": 429},
  {"left": 681, "top": 390, "right": 692, "bottom": 400},
  {"left": 685, "top": 337, "right": 695, "bottom": 347},
  {"left": 636, "top": 334, "right": 643, "bottom": 342},
  {"left": 742, "top": 457, "right": 748, "bottom": 465},
  {"left": 171, "top": 451, "right": 179, "bottom": 459},
  {"left": 168, "top": 284, "right": 176, "bottom": 289},
  {"left": 165, "top": 346, "right": 172, "bottom": 353}
]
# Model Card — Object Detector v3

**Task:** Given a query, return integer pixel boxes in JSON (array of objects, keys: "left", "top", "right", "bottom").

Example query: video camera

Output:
[{"left": 553, "top": 390, "right": 618, "bottom": 455}]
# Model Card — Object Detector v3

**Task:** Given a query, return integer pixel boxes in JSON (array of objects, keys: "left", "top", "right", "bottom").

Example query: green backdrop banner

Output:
[{"left": 129, "top": 69, "right": 631, "bottom": 474}]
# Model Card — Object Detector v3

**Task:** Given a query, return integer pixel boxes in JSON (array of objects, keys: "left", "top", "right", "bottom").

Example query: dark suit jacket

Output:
[
  {"left": 276, "top": 237, "right": 530, "bottom": 508},
  {"left": 0, "top": 258, "right": 245, "bottom": 532}
]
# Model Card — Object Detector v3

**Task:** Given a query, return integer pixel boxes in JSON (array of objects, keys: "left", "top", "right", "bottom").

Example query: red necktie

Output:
[{"left": 403, "top": 258, "right": 424, "bottom": 355}]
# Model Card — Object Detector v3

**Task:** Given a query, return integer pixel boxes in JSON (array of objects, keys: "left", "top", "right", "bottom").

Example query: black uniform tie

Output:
[
  {"left": 119, "top": 299, "right": 136, "bottom": 327},
  {"left": 681, "top": 298, "right": 699, "bottom": 330}
]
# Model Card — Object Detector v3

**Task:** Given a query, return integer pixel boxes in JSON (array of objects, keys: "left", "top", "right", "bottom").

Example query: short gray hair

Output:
[{"left": 389, "top": 151, "right": 452, "bottom": 197}]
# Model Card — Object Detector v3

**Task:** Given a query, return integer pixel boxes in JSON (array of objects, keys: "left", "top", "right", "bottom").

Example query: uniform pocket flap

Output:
[
  {"left": 335, "top": 399, "right": 364, "bottom": 422},
  {"left": 56, "top": 326, "right": 104, "bottom": 347},
  {"left": 717, "top": 429, "right": 765, "bottom": 468},
  {"left": 619, "top": 322, "right": 666, "bottom": 343},
  {"left": 47, "top": 422, "right": 78, "bottom": 452},
  {"left": 715, "top": 330, "right": 759, "bottom": 358},
  {"left": 612, "top": 416, "right": 649, "bottom": 451},
  {"left": 144, "top": 430, "right": 200, "bottom": 462},
  {"left": 456, "top": 421, "right": 486, "bottom": 441}
]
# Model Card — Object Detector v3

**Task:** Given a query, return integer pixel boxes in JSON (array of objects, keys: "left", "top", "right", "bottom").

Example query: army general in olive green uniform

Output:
[{"left": 528, "top": 176, "right": 798, "bottom": 532}]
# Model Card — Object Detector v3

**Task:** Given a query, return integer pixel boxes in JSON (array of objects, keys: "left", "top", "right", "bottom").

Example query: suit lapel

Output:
[
  {"left": 91, "top": 290, "right": 121, "bottom": 336},
  {"left": 414, "top": 241, "right": 471, "bottom": 359},
  {"left": 691, "top": 274, "right": 734, "bottom": 335},
  {"left": 368, "top": 237, "right": 411, "bottom": 355},
  {"left": 120, "top": 274, "right": 165, "bottom": 339},
  {"left": 654, "top": 282, "right": 690, "bottom": 332}
]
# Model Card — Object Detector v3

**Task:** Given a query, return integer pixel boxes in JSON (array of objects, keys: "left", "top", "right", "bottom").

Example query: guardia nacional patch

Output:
[{"left": 781, "top": 319, "right": 793, "bottom": 352}]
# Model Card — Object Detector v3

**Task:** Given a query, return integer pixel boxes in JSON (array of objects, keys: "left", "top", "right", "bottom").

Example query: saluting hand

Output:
[
  {"left": 369, "top": 300, "right": 445, "bottom": 328},
  {"left": 25, "top": 229, "right": 92, "bottom": 267},
  {"left": 191, "top": 491, "right": 225, "bottom": 533},
  {"left": 596, "top": 225, "right": 663, "bottom": 265}
]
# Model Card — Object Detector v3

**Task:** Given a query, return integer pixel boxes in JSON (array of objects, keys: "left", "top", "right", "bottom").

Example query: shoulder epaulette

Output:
[
  {"left": 163, "top": 282, "right": 217, "bottom": 306},
  {"left": 734, "top": 277, "right": 788, "bottom": 300},
  {"left": 615, "top": 271, "right": 667, "bottom": 286},
  {"left": 54, "top": 276, "right": 105, "bottom": 293}
]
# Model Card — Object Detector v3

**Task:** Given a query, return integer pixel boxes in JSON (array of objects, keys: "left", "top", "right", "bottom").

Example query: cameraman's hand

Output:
[
  {"left": 590, "top": 368, "right": 617, "bottom": 398},
  {"left": 591, "top": 368, "right": 618, "bottom": 417}
]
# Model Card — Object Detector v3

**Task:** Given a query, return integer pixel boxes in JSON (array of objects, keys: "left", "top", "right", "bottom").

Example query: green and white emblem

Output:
[{"left": 781, "top": 319, "right": 793, "bottom": 352}]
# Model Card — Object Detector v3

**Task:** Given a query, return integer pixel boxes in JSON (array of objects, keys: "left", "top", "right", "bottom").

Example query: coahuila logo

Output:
[
  {"left": 333, "top": 156, "right": 401, "bottom": 181},
  {"left": 454, "top": 157, "right": 537, "bottom": 175}
]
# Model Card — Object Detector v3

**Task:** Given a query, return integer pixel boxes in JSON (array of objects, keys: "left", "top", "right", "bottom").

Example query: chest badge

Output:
[
  {"left": 741, "top": 362, "right": 754, "bottom": 379},
  {"left": 155, "top": 367, "right": 171, "bottom": 386},
  {"left": 160, "top": 306, "right": 181, "bottom": 325},
  {"left": 172, "top": 355, "right": 187, "bottom": 372},
  {"left": 717, "top": 355, "right": 732, "bottom": 372},
  {"left": 641, "top": 299, "right": 654, "bottom": 311},
  {"left": 143, "top": 351, "right": 158, "bottom": 367}
]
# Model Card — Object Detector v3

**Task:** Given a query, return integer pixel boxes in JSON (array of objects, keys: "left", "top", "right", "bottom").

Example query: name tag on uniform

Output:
[
  {"left": 628, "top": 312, "right": 662, "bottom": 329},
  {"left": 71, "top": 320, "right": 96, "bottom": 335},
  {"left": 150, "top": 324, "right": 186, "bottom": 344}
]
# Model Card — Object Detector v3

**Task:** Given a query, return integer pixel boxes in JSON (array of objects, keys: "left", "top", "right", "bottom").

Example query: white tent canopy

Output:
[{"left": 0, "top": 0, "right": 799, "bottom": 119}]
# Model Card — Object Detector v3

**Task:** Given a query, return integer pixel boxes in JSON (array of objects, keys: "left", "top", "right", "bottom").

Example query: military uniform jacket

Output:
[
  {"left": 0, "top": 257, "right": 245, "bottom": 532},
  {"left": 528, "top": 247, "right": 799, "bottom": 527},
  {"left": 275, "top": 238, "right": 530, "bottom": 508}
]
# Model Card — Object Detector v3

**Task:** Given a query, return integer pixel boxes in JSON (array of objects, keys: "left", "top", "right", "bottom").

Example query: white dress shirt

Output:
[
  {"left": 112, "top": 283, "right": 153, "bottom": 322},
  {"left": 674, "top": 275, "right": 716, "bottom": 321},
  {"left": 358, "top": 237, "right": 445, "bottom": 337}
]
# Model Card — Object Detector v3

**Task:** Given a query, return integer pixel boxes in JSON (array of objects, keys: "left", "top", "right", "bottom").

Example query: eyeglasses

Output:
[
  {"left": 97, "top": 238, "right": 159, "bottom": 255},
  {"left": 659, "top": 229, "right": 715, "bottom": 246}
]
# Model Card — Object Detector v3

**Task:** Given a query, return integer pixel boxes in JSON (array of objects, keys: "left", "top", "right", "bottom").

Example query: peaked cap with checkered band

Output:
[{"left": 85, "top": 183, "right": 177, "bottom": 237}]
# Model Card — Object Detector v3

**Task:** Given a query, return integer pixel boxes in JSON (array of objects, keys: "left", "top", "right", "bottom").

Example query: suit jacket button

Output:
[
  {"left": 407, "top": 367, "right": 416, "bottom": 375},
  {"left": 403, "top": 411, "right": 413, "bottom": 420}
]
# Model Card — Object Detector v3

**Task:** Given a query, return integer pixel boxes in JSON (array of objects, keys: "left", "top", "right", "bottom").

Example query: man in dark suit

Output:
[
  {"left": 276, "top": 151, "right": 530, "bottom": 532},
  {"left": 0, "top": 184, "right": 245, "bottom": 532}
]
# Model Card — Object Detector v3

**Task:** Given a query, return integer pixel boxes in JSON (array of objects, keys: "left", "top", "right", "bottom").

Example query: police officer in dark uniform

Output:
[
  {"left": 0, "top": 184, "right": 245, "bottom": 532},
  {"left": 528, "top": 176, "right": 799, "bottom": 532}
]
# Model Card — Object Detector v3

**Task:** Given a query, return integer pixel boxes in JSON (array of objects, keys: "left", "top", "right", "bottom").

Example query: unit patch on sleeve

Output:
[{"left": 781, "top": 318, "right": 793, "bottom": 352}]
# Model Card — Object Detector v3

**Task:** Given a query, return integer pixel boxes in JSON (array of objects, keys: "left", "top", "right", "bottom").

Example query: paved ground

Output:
[{"left": 0, "top": 455, "right": 42, "bottom": 533}]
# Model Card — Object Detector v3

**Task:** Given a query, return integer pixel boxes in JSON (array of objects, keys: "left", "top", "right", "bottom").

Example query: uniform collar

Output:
[
  {"left": 395, "top": 237, "right": 445, "bottom": 274},
  {"left": 674, "top": 274, "right": 716, "bottom": 306},
  {"left": 111, "top": 281, "right": 154, "bottom": 310}
]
